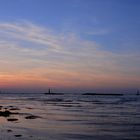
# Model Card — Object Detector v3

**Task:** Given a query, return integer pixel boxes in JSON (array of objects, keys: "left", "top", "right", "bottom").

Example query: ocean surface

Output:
[{"left": 0, "top": 93, "right": 140, "bottom": 140}]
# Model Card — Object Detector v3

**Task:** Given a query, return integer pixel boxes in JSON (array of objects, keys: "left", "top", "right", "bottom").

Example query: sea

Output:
[{"left": 0, "top": 93, "right": 140, "bottom": 140}]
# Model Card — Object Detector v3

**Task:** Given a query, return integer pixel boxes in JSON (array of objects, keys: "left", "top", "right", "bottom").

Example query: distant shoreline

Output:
[
  {"left": 83, "top": 93, "right": 124, "bottom": 96},
  {"left": 44, "top": 92, "right": 64, "bottom": 95},
  {"left": 0, "top": 92, "right": 139, "bottom": 96}
]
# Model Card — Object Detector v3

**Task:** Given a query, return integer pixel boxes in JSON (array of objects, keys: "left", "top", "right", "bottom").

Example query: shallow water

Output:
[{"left": 0, "top": 93, "right": 140, "bottom": 140}]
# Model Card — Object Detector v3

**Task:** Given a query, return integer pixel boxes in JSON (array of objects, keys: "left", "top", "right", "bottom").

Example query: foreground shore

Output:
[{"left": 0, "top": 93, "right": 140, "bottom": 140}]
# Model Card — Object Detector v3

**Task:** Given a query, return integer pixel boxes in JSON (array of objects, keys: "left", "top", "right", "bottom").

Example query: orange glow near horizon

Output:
[
  {"left": 0, "top": 22, "right": 139, "bottom": 92},
  {"left": 0, "top": 69, "right": 139, "bottom": 92}
]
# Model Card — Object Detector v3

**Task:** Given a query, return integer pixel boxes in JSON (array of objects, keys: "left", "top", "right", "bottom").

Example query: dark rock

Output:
[
  {"left": 9, "top": 108, "right": 20, "bottom": 111},
  {"left": 14, "top": 135, "right": 22, "bottom": 137},
  {"left": 0, "top": 110, "right": 19, "bottom": 117},
  {"left": 26, "top": 107, "right": 33, "bottom": 109},
  {"left": 7, "top": 118, "right": 18, "bottom": 122},
  {"left": 7, "top": 129, "right": 12, "bottom": 132},
  {"left": 25, "top": 115, "right": 40, "bottom": 119},
  {"left": 8, "top": 106, "right": 14, "bottom": 107},
  {"left": 0, "top": 110, "right": 11, "bottom": 117}
]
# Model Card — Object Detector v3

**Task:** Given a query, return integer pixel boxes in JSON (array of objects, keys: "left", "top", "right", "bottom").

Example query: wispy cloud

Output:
[
  {"left": 0, "top": 22, "right": 62, "bottom": 50},
  {"left": 0, "top": 21, "right": 139, "bottom": 91}
]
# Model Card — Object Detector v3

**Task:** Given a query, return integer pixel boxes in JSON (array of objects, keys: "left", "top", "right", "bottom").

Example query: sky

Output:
[{"left": 0, "top": 0, "right": 140, "bottom": 93}]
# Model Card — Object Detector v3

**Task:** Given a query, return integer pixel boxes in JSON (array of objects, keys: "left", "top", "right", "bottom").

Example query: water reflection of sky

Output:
[{"left": 0, "top": 93, "right": 140, "bottom": 140}]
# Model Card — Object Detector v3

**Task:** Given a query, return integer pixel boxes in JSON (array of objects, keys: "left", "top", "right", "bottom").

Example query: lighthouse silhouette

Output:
[{"left": 48, "top": 88, "right": 51, "bottom": 94}]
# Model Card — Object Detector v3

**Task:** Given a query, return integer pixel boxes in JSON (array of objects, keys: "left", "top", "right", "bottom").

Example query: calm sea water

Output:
[{"left": 0, "top": 93, "right": 140, "bottom": 140}]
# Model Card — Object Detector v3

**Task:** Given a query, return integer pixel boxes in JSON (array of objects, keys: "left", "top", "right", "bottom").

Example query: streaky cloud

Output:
[{"left": 0, "top": 21, "right": 139, "bottom": 91}]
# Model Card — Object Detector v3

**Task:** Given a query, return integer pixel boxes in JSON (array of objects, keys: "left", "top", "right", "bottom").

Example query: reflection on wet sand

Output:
[{"left": 0, "top": 93, "right": 140, "bottom": 140}]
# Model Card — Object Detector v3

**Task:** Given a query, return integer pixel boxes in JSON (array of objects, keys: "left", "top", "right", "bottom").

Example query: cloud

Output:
[
  {"left": 0, "top": 21, "right": 139, "bottom": 91},
  {"left": 0, "top": 22, "right": 62, "bottom": 50}
]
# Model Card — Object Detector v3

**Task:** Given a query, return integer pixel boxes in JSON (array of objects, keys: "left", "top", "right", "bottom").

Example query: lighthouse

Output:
[{"left": 48, "top": 88, "right": 51, "bottom": 94}]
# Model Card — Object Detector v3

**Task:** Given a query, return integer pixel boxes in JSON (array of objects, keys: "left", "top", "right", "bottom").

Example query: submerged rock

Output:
[
  {"left": 25, "top": 115, "right": 40, "bottom": 119},
  {"left": 9, "top": 108, "right": 20, "bottom": 111},
  {"left": 0, "top": 111, "right": 11, "bottom": 117},
  {"left": 14, "top": 134, "right": 22, "bottom": 137},
  {"left": 0, "top": 106, "right": 3, "bottom": 110},
  {"left": 7, "top": 129, "right": 12, "bottom": 132},
  {"left": 7, "top": 118, "right": 18, "bottom": 122},
  {"left": 0, "top": 110, "right": 19, "bottom": 117}
]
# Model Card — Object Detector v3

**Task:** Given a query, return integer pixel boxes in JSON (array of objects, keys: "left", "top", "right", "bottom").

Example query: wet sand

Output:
[{"left": 0, "top": 93, "right": 140, "bottom": 140}]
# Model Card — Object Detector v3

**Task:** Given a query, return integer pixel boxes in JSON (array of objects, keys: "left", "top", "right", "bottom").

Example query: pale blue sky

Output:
[{"left": 0, "top": 0, "right": 140, "bottom": 51}]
